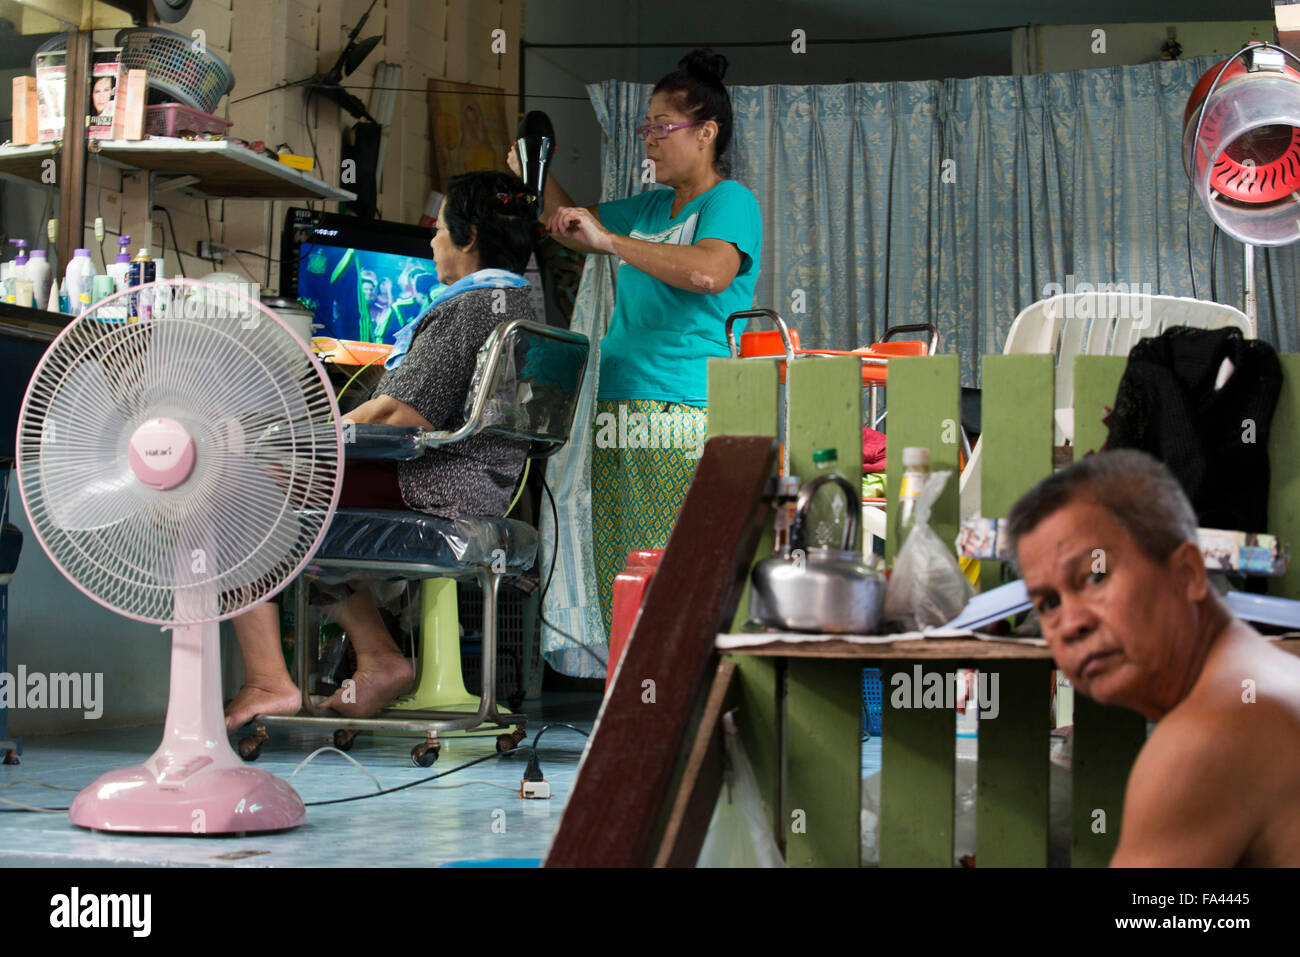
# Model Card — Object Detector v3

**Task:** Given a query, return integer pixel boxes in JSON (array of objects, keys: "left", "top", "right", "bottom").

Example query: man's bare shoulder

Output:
[{"left": 1119, "top": 627, "right": 1300, "bottom": 866}]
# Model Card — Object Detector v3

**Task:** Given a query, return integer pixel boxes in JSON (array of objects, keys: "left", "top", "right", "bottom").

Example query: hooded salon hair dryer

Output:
[
  {"left": 515, "top": 111, "right": 557, "bottom": 219},
  {"left": 1183, "top": 41, "right": 1300, "bottom": 327}
]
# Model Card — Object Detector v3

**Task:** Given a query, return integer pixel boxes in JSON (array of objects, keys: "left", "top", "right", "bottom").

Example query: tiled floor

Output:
[{"left": 0, "top": 693, "right": 600, "bottom": 868}]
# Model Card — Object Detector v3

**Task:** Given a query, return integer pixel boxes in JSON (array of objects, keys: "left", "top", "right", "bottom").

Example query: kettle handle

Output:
[{"left": 790, "top": 473, "right": 859, "bottom": 552}]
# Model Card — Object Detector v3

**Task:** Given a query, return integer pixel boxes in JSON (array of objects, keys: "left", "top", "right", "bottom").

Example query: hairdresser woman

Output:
[
  {"left": 225, "top": 171, "right": 536, "bottom": 730},
  {"left": 510, "top": 49, "right": 761, "bottom": 633}
]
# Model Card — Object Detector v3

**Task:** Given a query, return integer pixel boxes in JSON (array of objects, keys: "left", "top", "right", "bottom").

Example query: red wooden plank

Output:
[{"left": 545, "top": 435, "right": 776, "bottom": 866}]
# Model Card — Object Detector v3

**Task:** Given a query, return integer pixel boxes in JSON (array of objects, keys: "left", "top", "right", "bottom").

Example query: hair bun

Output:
[{"left": 680, "top": 48, "right": 727, "bottom": 84}]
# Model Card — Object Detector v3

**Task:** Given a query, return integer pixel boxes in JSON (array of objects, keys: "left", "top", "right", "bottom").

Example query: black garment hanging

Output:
[{"left": 1103, "top": 325, "right": 1282, "bottom": 534}]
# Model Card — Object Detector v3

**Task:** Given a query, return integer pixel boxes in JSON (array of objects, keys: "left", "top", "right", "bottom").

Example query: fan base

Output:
[{"left": 68, "top": 763, "right": 305, "bottom": 835}]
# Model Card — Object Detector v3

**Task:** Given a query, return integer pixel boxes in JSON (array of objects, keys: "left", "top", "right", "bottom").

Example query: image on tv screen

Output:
[{"left": 295, "top": 242, "right": 447, "bottom": 344}]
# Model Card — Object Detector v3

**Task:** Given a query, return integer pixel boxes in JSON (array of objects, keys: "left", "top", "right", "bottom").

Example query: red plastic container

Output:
[{"left": 606, "top": 549, "right": 664, "bottom": 693}]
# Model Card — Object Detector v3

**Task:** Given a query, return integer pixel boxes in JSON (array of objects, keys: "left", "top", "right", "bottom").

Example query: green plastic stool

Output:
[{"left": 388, "top": 578, "right": 517, "bottom": 737}]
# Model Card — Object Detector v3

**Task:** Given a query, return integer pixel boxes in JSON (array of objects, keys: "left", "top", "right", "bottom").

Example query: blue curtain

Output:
[{"left": 540, "top": 58, "right": 1299, "bottom": 676}]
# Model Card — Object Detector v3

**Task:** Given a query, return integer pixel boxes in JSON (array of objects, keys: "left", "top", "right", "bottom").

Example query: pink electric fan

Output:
[{"left": 16, "top": 279, "right": 343, "bottom": 834}]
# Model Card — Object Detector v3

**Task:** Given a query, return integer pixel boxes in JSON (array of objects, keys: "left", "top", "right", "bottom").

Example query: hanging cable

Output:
[{"left": 540, "top": 477, "right": 609, "bottom": 670}]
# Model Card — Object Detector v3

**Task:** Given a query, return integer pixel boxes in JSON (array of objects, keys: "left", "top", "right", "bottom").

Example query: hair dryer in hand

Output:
[{"left": 515, "top": 111, "right": 557, "bottom": 220}]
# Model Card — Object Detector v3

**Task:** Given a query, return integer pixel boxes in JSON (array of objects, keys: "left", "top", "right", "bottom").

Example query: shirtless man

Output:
[{"left": 1007, "top": 450, "right": 1300, "bottom": 866}]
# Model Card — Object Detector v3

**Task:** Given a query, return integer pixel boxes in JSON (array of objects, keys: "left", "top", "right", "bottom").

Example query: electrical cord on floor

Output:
[
  {"left": 419, "top": 780, "right": 521, "bottom": 792},
  {"left": 521, "top": 722, "right": 590, "bottom": 789},
  {"left": 528, "top": 722, "right": 589, "bottom": 754},
  {"left": 287, "top": 746, "right": 384, "bottom": 791},
  {"left": 301, "top": 747, "right": 532, "bottom": 807},
  {"left": 0, "top": 731, "right": 592, "bottom": 812},
  {"left": 539, "top": 477, "right": 609, "bottom": 670},
  {"left": 0, "top": 799, "right": 67, "bottom": 813},
  {"left": 0, "top": 780, "right": 80, "bottom": 813}
]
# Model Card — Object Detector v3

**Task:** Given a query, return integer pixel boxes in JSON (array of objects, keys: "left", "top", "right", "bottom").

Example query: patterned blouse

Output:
[{"left": 374, "top": 287, "right": 531, "bottom": 518}]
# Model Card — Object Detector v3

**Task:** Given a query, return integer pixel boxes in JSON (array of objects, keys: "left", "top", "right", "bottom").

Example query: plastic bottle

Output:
[
  {"left": 64, "top": 248, "right": 96, "bottom": 315},
  {"left": 108, "top": 235, "right": 132, "bottom": 292},
  {"left": 809, "top": 447, "right": 842, "bottom": 547},
  {"left": 25, "top": 249, "right": 52, "bottom": 310},
  {"left": 127, "top": 247, "right": 156, "bottom": 322},
  {"left": 58, "top": 277, "right": 69, "bottom": 313},
  {"left": 4, "top": 239, "right": 29, "bottom": 303},
  {"left": 895, "top": 447, "right": 931, "bottom": 548}
]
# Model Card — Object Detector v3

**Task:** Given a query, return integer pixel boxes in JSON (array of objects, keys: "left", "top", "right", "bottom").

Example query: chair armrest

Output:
[{"left": 344, "top": 424, "right": 426, "bottom": 461}]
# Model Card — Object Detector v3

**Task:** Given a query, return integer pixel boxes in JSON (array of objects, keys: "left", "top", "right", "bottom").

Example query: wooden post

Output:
[
  {"left": 57, "top": 30, "right": 91, "bottom": 269},
  {"left": 544, "top": 435, "right": 776, "bottom": 866}
]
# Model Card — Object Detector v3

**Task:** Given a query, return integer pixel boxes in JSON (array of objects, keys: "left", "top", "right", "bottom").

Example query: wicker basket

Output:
[
  {"left": 114, "top": 27, "right": 235, "bottom": 114},
  {"left": 458, "top": 580, "right": 543, "bottom": 704}
]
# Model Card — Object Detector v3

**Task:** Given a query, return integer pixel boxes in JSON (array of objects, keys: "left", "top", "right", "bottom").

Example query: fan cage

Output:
[{"left": 16, "top": 281, "right": 343, "bottom": 626}]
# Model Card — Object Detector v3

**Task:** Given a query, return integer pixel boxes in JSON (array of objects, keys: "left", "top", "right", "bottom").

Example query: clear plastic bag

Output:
[
  {"left": 884, "top": 470, "right": 974, "bottom": 630},
  {"left": 697, "top": 712, "right": 785, "bottom": 868}
]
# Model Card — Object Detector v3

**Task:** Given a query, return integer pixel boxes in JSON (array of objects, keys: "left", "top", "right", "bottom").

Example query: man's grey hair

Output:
[{"left": 1006, "top": 450, "right": 1198, "bottom": 565}]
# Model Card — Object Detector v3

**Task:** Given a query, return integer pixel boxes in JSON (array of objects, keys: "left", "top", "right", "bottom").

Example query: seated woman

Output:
[{"left": 225, "top": 170, "right": 538, "bottom": 731}]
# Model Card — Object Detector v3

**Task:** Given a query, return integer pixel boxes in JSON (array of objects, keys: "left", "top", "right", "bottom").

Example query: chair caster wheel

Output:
[
  {"left": 237, "top": 725, "right": 267, "bottom": 761},
  {"left": 2, "top": 749, "right": 20, "bottom": 766},
  {"left": 497, "top": 726, "right": 526, "bottom": 753},
  {"left": 412, "top": 739, "right": 440, "bottom": 768},
  {"left": 333, "top": 729, "right": 359, "bottom": 752}
]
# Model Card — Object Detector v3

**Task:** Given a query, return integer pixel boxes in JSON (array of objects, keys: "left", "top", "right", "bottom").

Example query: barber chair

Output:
[{"left": 242, "top": 318, "right": 590, "bottom": 765}]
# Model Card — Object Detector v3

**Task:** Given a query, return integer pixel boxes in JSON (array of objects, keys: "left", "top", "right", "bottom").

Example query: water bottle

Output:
[{"left": 895, "top": 447, "right": 931, "bottom": 548}]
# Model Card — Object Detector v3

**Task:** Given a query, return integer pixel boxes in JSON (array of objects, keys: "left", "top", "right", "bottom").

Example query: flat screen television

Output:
[{"left": 279, "top": 207, "right": 446, "bottom": 346}]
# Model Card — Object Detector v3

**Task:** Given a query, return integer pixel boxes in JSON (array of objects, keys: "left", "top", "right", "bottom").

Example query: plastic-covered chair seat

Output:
[{"left": 305, "top": 508, "right": 538, "bottom": 584}]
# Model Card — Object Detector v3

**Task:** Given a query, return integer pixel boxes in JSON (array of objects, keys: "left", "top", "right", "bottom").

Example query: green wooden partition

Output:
[
  {"left": 884, "top": 355, "right": 961, "bottom": 563},
  {"left": 784, "top": 357, "right": 863, "bottom": 866},
  {"left": 706, "top": 357, "right": 781, "bottom": 836},
  {"left": 973, "top": 355, "right": 1054, "bottom": 866},
  {"left": 701, "top": 347, "right": 1300, "bottom": 868}
]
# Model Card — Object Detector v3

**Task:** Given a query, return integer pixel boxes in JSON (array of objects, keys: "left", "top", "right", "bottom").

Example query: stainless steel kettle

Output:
[{"left": 750, "top": 473, "right": 885, "bottom": 633}]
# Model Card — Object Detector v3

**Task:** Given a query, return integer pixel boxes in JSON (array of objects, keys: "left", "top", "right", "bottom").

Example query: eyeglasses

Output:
[{"left": 635, "top": 120, "right": 702, "bottom": 140}]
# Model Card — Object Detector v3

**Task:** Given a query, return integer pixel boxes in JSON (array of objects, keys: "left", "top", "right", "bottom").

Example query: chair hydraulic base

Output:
[
  {"left": 386, "top": 577, "right": 519, "bottom": 738},
  {"left": 239, "top": 571, "right": 527, "bottom": 765}
]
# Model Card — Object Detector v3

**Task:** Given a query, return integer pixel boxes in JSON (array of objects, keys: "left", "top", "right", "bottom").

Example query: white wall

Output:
[{"left": 1013, "top": 20, "right": 1275, "bottom": 74}]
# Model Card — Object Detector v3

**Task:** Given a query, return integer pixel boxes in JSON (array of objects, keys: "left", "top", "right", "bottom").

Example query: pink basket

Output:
[{"left": 144, "top": 103, "right": 233, "bottom": 138}]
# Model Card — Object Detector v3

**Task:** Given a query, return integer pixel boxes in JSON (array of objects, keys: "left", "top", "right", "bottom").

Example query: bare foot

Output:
[
  {"left": 323, "top": 654, "right": 414, "bottom": 718},
  {"left": 225, "top": 680, "right": 302, "bottom": 732}
]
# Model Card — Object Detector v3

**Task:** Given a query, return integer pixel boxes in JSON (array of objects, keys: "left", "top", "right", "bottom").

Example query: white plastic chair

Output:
[{"left": 959, "top": 293, "right": 1254, "bottom": 519}]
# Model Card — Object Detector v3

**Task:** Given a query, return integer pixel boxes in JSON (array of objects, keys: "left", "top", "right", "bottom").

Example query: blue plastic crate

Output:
[{"left": 862, "top": 667, "right": 883, "bottom": 737}]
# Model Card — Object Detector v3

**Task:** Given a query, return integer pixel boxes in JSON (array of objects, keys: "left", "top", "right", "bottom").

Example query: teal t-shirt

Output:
[{"left": 597, "top": 179, "right": 761, "bottom": 404}]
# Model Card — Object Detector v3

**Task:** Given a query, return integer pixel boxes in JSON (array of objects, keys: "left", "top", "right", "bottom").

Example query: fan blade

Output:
[
  {"left": 140, "top": 313, "right": 309, "bottom": 423},
  {"left": 39, "top": 363, "right": 153, "bottom": 532},
  {"left": 203, "top": 460, "right": 308, "bottom": 590}
]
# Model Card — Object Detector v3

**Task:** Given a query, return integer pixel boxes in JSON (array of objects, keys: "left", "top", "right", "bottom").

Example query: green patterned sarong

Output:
[{"left": 590, "top": 399, "right": 706, "bottom": 636}]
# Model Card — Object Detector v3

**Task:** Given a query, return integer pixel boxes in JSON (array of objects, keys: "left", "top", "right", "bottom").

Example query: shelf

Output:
[
  {"left": 716, "top": 633, "right": 1300, "bottom": 660},
  {"left": 0, "top": 141, "right": 355, "bottom": 203}
]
